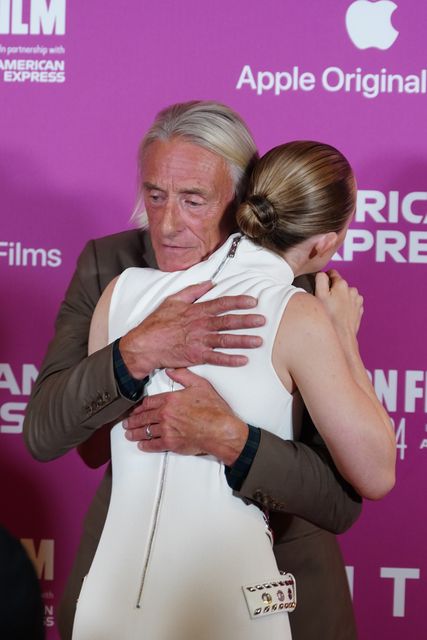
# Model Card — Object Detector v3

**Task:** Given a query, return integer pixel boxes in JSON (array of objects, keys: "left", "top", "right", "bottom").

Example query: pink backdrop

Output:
[{"left": 0, "top": 1, "right": 425, "bottom": 637}]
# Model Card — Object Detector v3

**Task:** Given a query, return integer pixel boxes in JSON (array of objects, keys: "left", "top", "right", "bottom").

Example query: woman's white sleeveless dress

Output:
[{"left": 72, "top": 235, "right": 304, "bottom": 640}]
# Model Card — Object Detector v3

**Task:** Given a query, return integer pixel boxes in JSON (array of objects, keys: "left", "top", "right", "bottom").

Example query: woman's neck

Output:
[{"left": 281, "top": 244, "right": 313, "bottom": 278}]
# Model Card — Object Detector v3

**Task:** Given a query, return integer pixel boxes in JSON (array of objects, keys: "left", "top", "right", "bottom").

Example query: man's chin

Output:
[{"left": 156, "top": 248, "right": 200, "bottom": 272}]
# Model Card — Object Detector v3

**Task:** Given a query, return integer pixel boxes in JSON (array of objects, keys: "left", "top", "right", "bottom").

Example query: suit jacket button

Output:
[
  {"left": 96, "top": 395, "right": 103, "bottom": 407},
  {"left": 253, "top": 490, "right": 264, "bottom": 503},
  {"left": 103, "top": 392, "right": 111, "bottom": 401},
  {"left": 85, "top": 405, "right": 92, "bottom": 416}
]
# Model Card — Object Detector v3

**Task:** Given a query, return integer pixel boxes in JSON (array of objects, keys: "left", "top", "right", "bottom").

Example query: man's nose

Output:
[{"left": 160, "top": 199, "right": 185, "bottom": 236}]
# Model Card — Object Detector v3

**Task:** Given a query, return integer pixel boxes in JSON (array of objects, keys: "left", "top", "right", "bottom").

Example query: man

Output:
[{"left": 24, "top": 101, "right": 360, "bottom": 639}]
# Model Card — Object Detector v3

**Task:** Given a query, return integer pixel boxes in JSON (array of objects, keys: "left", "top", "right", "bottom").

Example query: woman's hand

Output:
[{"left": 315, "top": 269, "right": 364, "bottom": 341}]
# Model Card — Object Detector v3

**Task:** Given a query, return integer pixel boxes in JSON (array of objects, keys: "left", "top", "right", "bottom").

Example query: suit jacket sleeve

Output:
[
  {"left": 23, "top": 239, "right": 137, "bottom": 461},
  {"left": 236, "top": 409, "right": 362, "bottom": 534}
]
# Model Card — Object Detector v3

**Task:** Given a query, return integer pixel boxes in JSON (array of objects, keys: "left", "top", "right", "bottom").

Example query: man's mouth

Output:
[{"left": 161, "top": 244, "right": 191, "bottom": 250}]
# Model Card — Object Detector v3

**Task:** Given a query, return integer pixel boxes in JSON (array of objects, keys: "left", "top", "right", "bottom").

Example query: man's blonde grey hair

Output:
[{"left": 132, "top": 101, "right": 258, "bottom": 227}]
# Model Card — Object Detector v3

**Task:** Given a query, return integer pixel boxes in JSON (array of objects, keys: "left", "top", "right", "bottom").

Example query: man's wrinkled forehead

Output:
[{"left": 141, "top": 138, "right": 234, "bottom": 199}]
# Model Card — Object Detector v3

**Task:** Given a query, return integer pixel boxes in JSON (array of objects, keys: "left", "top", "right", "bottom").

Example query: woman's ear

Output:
[{"left": 309, "top": 232, "right": 339, "bottom": 259}]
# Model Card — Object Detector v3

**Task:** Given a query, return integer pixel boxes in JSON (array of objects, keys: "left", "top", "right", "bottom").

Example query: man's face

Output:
[{"left": 142, "top": 138, "right": 236, "bottom": 271}]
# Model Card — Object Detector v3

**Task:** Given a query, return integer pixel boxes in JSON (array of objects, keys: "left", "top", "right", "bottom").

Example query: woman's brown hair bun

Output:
[
  {"left": 247, "top": 195, "right": 278, "bottom": 232},
  {"left": 237, "top": 194, "right": 278, "bottom": 240}
]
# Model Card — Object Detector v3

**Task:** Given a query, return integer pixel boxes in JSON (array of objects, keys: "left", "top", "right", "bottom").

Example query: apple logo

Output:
[{"left": 346, "top": 1, "right": 399, "bottom": 50}]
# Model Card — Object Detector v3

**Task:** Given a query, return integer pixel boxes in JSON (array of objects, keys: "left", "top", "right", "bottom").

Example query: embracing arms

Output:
[{"left": 24, "top": 233, "right": 362, "bottom": 534}]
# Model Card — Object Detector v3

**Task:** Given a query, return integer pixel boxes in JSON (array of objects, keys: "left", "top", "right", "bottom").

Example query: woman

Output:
[{"left": 72, "top": 141, "right": 395, "bottom": 640}]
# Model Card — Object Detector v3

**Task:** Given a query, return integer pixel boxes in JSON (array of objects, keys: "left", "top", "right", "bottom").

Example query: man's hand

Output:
[
  {"left": 124, "top": 368, "right": 249, "bottom": 466},
  {"left": 119, "top": 281, "right": 265, "bottom": 379}
]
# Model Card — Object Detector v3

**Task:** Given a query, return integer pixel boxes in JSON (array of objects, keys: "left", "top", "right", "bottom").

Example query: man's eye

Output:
[
  {"left": 149, "top": 193, "right": 162, "bottom": 203},
  {"left": 185, "top": 199, "right": 203, "bottom": 207}
]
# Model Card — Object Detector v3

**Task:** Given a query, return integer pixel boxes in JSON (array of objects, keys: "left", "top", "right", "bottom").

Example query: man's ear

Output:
[{"left": 309, "top": 232, "right": 338, "bottom": 259}]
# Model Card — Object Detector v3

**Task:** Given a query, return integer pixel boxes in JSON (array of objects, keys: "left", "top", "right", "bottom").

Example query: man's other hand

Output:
[{"left": 124, "top": 368, "right": 248, "bottom": 465}]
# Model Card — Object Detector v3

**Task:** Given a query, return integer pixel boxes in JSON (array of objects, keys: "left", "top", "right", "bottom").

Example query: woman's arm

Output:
[
  {"left": 273, "top": 276, "right": 396, "bottom": 500},
  {"left": 315, "top": 269, "right": 392, "bottom": 441},
  {"left": 77, "top": 277, "right": 119, "bottom": 468},
  {"left": 87, "top": 277, "right": 118, "bottom": 355}
]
